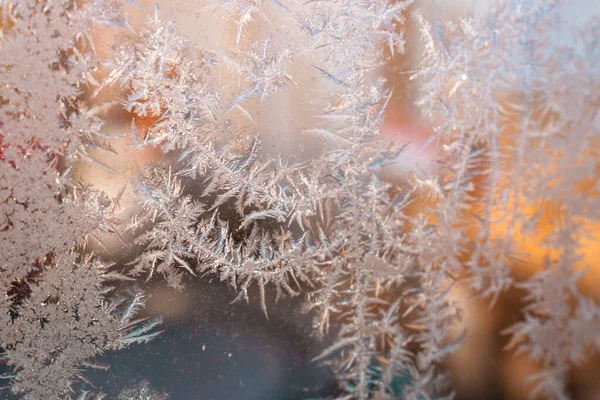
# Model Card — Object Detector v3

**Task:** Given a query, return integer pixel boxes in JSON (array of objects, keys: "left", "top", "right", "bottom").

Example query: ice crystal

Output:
[
  {"left": 1, "top": 0, "right": 599, "bottom": 399},
  {"left": 0, "top": 1, "right": 160, "bottom": 398}
]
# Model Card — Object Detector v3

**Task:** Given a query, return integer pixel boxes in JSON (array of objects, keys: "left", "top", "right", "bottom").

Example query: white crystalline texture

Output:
[{"left": 1, "top": 0, "right": 599, "bottom": 399}]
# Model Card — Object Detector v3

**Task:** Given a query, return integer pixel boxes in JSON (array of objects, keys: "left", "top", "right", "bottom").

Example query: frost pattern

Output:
[
  {"left": 0, "top": 1, "right": 160, "bottom": 398},
  {"left": 413, "top": 1, "right": 600, "bottom": 398},
  {"left": 1, "top": 0, "right": 599, "bottom": 399}
]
